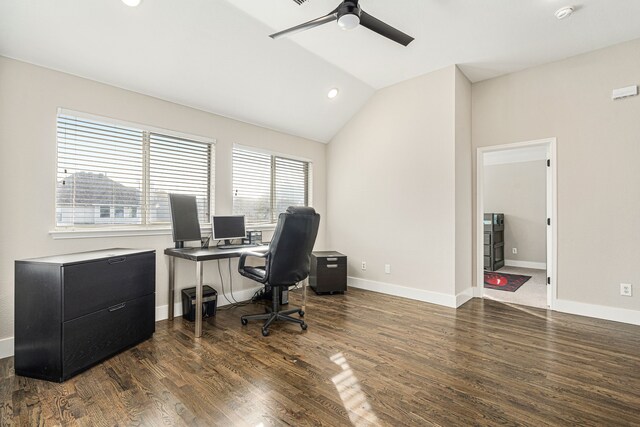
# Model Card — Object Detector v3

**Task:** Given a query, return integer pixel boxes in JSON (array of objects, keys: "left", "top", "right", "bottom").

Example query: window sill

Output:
[
  {"left": 247, "top": 224, "right": 277, "bottom": 232},
  {"left": 49, "top": 223, "right": 274, "bottom": 240},
  {"left": 49, "top": 225, "right": 212, "bottom": 240}
]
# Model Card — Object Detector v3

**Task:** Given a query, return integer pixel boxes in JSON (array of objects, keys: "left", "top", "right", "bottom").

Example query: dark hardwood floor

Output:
[{"left": 1, "top": 287, "right": 639, "bottom": 426}]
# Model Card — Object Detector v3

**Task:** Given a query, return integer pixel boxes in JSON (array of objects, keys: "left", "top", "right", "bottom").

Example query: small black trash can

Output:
[{"left": 181, "top": 285, "right": 218, "bottom": 321}]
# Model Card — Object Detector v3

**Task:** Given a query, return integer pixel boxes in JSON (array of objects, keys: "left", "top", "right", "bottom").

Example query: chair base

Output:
[{"left": 241, "top": 285, "right": 306, "bottom": 336}]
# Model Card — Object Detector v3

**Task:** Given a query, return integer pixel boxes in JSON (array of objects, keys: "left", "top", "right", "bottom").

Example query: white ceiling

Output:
[{"left": 2, "top": 1, "right": 640, "bottom": 143}]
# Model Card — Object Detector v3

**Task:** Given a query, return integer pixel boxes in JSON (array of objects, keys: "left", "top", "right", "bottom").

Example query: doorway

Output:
[{"left": 476, "top": 138, "right": 557, "bottom": 309}]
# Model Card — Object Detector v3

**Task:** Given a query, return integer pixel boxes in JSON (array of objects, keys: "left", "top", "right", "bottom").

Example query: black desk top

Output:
[{"left": 164, "top": 245, "right": 269, "bottom": 261}]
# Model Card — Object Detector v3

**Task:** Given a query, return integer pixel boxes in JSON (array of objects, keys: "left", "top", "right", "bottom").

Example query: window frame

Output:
[
  {"left": 52, "top": 108, "right": 215, "bottom": 238},
  {"left": 232, "top": 144, "right": 313, "bottom": 227}
]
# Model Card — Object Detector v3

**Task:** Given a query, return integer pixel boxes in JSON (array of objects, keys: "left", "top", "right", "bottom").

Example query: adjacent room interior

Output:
[
  {"left": 1, "top": 0, "right": 639, "bottom": 425},
  {"left": 481, "top": 144, "right": 549, "bottom": 309}
]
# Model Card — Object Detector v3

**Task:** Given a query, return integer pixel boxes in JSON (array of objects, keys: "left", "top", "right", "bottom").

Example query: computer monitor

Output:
[
  {"left": 169, "top": 194, "right": 202, "bottom": 248},
  {"left": 212, "top": 215, "right": 246, "bottom": 245}
]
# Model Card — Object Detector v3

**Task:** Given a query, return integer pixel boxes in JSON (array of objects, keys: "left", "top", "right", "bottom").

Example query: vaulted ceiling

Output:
[{"left": 2, "top": 0, "right": 640, "bottom": 142}]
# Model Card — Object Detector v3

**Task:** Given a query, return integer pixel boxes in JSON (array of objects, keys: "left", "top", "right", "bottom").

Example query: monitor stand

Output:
[{"left": 175, "top": 241, "right": 184, "bottom": 249}]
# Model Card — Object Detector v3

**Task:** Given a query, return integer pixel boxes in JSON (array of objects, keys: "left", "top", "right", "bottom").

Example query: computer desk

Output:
[{"left": 165, "top": 245, "right": 297, "bottom": 338}]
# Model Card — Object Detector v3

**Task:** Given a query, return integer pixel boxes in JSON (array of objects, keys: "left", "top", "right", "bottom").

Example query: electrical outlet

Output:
[
  {"left": 620, "top": 283, "right": 633, "bottom": 297},
  {"left": 361, "top": 261, "right": 367, "bottom": 271},
  {"left": 384, "top": 264, "right": 391, "bottom": 274},
  {"left": 512, "top": 248, "right": 518, "bottom": 254}
]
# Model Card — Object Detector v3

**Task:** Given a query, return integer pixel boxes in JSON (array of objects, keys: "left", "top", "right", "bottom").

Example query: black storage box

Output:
[{"left": 181, "top": 285, "right": 218, "bottom": 321}]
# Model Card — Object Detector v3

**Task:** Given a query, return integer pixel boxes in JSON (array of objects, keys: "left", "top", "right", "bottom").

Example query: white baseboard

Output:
[
  {"left": 473, "top": 286, "right": 483, "bottom": 298},
  {"left": 348, "top": 276, "right": 457, "bottom": 308},
  {"left": 554, "top": 299, "right": 640, "bottom": 326},
  {"left": 155, "top": 285, "right": 263, "bottom": 322},
  {"left": 456, "top": 287, "right": 474, "bottom": 308},
  {"left": 0, "top": 337, "right": 14, "bottom": 360},
  {"left": 504, "top": 260, "right": 546, "bottom": 270}
]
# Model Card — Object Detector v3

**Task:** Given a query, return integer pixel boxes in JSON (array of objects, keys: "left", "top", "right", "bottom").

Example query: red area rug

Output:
[{"left": 484, "top": 272, "right": 531, "bottom": 292}]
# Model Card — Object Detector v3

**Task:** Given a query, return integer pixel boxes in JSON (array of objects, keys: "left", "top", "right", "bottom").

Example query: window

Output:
[
  {"left": 232, "top": 146, "right": 310, "bottom": 225},
  {"left": 100, "top": 206, "right": 110, "bottom": 218},
  {"left": 56, "top": 111, "right": 214, "bottom": 228}
]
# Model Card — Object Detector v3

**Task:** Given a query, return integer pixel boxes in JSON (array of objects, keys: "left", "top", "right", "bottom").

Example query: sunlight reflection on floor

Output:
[{"left": 330, "top": 352, "right": 380, "bottom": 426}]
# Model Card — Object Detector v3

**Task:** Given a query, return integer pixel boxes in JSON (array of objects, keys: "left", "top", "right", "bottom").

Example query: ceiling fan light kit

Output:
[
  {"left": 555, "top": 6, "right": 575, "bottom": 20},
  {"left": 338, "top": 13, "right": 360, "bottom": 30},
  {"left": 121, "top": 0, "right": 142, "bottom": 7},
  {"left": 270, "top": 0, "right": 414, "bottom": 46}
]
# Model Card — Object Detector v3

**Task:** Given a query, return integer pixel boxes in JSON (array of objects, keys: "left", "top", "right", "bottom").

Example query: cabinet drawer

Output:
[
  {"left": 314, "top": 265, "right": 347, "bottom": 289},
  {"left": 314, "top": 256, "right": 346, "bottom": 267},
  {"left": 483, "top": 233, "right": 491, "bottom": 245},
  {"left": 63, "top": 252, "right": 155, "bottom": 321},
  {"left": 484, "top": 256, "right": 491, "bottom": 268},
  {"left": 62, "top": 293, "right": 155, "bottom": 379}
]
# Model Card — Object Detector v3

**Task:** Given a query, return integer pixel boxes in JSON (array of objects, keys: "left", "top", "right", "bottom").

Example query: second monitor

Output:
[{"left": 212, "top": 215, "right": 246, "bottom": 246}]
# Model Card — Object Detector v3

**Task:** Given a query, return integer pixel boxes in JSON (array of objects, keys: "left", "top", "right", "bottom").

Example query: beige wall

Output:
[
  {"left": 327, "top": 65, "right": 471, "bottom": 301},
  {"left": 484, "top": 160, "right": 546, "bottom": 264},
  {"left": 0, "top": 57, "right": 327, "bottom": 342},
  {"left": 454, "top": 68, "right": 472, "bottom": 294},
  {"left": 473, "top": 38, "right": 640, "bottom": 311}
]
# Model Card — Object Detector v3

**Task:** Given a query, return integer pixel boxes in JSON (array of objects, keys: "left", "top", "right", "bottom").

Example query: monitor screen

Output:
[
  {"left": 212, "top": 215, "right": 246, "bottom": 241},
  {"left": 169, "top": 194, "right": 201, "bottom": 247}
]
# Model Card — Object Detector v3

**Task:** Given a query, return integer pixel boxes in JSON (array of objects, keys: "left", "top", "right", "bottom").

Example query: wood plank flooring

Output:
[{"left": 1, "top": 288, "right": 639, "bottom": 426}]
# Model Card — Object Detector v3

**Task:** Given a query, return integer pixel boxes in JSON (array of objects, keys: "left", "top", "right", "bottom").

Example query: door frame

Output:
[{"left": 475, "top": 138, "right": 557, "bottom": 309}]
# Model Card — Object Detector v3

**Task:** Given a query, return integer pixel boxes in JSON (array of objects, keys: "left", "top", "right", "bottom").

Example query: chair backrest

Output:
[{"left": 267, "top": 206, "right": 320, "bottom": 286}]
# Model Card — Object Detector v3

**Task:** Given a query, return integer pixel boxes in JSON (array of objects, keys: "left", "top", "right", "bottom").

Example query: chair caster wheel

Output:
[
  {"left": 301, "top": 323, "right": 308, "bottom": 331},
  {"left": 241, "top": 318, "right": 248, "bottom": 326},
  {"left": 298, "top": 310, "right": 305, "bottom": 317},
  {"left": 262, "top": 328, "right": 269, "bottom": 337}
]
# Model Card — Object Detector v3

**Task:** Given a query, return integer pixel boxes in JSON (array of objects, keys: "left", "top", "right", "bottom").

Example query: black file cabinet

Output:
[
  {"left": 14, "top": 249, "right": 156, "bottom": 382},
  {"left": 484, "top": 213, "right": 505, "bottom": 271},
  {"left": 309, "top": 251, "right": 347, "bottom": 294}
]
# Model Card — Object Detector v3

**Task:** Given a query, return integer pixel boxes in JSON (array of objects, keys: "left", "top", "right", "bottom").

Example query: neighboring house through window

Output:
[{"left": 56, "top": 110, "right": 214, "bottom": 228}]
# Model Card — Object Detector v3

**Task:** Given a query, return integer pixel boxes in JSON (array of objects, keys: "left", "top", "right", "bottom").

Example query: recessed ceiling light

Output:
[
  {"left": 327, "top": 88, "right": 339, "bottom": 99},
  {"left": 555, "top": 6, "right": 574, "bottom": 20},
  {"left": 122, "top": 0, "right": 142, "bottom": 7}
]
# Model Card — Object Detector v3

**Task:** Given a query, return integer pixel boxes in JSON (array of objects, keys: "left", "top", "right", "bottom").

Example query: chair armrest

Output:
[
  {"left": 238, "top": 250, "right": 270, "bottom": 284},
  {"left": 238, "top": 251, "right": 268, "bottom": 271}
]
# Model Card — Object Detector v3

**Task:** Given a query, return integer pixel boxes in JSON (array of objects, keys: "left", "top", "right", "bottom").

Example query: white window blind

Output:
[
  {"left": 232, "top": 147, "right": 310, "bottom": 225},
  {"left": 56, "top": 112, "right": 213, "bottom": 228},
  {"left": 149, "top": 133, "right": 212, "bottom": 224}
]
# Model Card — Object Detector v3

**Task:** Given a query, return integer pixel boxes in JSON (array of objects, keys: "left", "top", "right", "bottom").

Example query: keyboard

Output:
[{"left": 216, "top": 244, "right": 257, "bottom": 250}]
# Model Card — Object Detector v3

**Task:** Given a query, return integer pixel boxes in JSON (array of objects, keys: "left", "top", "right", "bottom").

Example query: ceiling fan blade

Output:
[
  {"left": 359, "top": 10, "right": 414, "bottom": 46},
  {"left": 270, "top": 10, "right": 338, "bottom": 40}
]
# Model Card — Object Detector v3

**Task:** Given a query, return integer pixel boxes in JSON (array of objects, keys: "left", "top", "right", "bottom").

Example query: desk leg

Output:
[
  {"left": 168, "top": 257, "right": 175, "bottom": 321},
  {"left": 195, "top": 261, "right": 203, "bottom": 338},
  {"left": 302, "top": 277, "right": 308, "bottom": 314}
]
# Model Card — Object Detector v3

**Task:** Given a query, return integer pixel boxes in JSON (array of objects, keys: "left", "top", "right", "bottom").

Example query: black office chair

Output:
[{"left": 238, "top": 206, "right": 320, "bottom": 336}]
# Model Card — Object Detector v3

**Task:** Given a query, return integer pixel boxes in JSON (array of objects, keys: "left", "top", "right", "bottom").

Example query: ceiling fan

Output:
[{"left": 269, "top": 0, "right": 414, "bottom": 47}]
